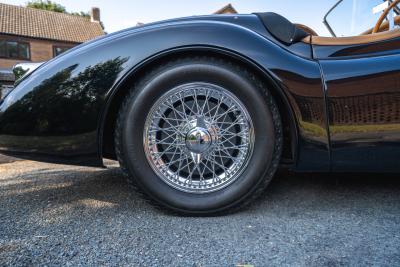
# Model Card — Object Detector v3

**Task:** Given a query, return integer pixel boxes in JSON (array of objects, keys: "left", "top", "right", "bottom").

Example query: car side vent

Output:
[{"left": 254, "top": 12, "right": 309, "bottom": 45}]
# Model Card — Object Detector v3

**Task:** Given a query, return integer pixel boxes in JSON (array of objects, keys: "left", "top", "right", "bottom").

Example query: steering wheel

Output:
[{"left": 373, "top": 0, "right": 400, "bottom": 33}]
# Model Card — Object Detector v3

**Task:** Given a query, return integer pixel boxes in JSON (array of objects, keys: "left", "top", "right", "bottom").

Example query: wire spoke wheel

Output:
[
  {"left": 116, "top": 57, "right": 282, "bottom": 214},
  {"left": 144, "top": 82, "right": 254, "bottom": 193}
]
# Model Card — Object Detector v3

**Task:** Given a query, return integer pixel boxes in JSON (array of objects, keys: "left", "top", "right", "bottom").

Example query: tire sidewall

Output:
[{"left": 121, "top": 61, "right": 277, "bottom": 213}]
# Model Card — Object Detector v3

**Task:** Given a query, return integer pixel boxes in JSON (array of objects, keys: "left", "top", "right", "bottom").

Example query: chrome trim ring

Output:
[{"left": 144, "top": 82, "right": 254, "bottom": 193}]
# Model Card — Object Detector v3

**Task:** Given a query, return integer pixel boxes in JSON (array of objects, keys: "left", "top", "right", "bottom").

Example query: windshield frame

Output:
[
  {"left": 323, "top": 0, "right": 344, "bottom": 37},
  {"left": 324, "top": 0, "right": 400, "bottom": 37}
]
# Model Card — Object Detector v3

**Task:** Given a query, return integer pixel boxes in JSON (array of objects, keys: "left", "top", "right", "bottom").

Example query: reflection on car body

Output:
[{"left": 0, "top": 0, "right": 399, "bottom": 214}]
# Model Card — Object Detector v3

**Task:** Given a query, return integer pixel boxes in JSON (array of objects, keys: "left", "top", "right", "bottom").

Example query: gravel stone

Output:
[{"left": 1, "top": 160, "right": 400, "bottom": 266}]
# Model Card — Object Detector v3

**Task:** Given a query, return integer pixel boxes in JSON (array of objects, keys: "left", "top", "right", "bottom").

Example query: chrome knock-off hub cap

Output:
[
  {"left": 144, "top": 82, "right": 254, "bottom": 193},
  {"left": 185, "top": 127, "right": 212, "bottom": 154}
]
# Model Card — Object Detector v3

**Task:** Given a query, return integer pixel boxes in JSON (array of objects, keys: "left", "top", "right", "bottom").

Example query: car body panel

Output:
[
  {"left": 319, "top": 51, "right": 400, "bottom": 172},
  {"left": 0, "top": 14, "right": 329, "bottom": 170},
  {"left": 2, "top": 13, "right": 399, "bottom": 173}
]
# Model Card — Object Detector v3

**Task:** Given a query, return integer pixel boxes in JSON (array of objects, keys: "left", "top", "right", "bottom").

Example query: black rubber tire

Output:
[{"left": 115, "top": 56, "right": 282, "bottom": 215}]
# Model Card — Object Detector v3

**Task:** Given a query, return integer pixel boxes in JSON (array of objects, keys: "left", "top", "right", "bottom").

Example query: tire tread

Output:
[{"left": 114, "top": 56, "right": 282, "bottom": 215}]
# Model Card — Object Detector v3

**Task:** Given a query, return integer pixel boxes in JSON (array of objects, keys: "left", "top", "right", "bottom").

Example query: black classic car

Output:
[{"left": 0, "top": 0, "right": 399, "bottom": 214}]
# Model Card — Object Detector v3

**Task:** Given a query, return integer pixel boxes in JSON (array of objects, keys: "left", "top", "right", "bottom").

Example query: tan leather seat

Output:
[
  {"left": 302, "top": 14, "right": 400, "bottom": 46},
  {"left": 362, "top": 15, "right": 400, "bottom": 34},
  {"left": 302, "top": 29, "right": 400, "bottom": 46},
  {"left": 294, "top": 23, "right": 319, "bottom": 36}
]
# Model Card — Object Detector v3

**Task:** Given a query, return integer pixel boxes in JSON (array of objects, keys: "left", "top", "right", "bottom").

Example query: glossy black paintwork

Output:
[
  {"left": 320, "top": 52, "right": 400, "bottom": 172},
  {"left": 1, "top": 13, "right": 397, "bottom": 172},
  {"left": 312, "top": 33, "right": 400, "bottom": 172}
]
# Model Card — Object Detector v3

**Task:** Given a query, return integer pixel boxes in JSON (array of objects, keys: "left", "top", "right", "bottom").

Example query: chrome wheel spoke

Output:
[{"left": 144, "top": 82, "right": 254, "bottom": 193}]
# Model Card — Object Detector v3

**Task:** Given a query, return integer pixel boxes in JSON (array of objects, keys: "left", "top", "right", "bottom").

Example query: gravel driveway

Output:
[{"left": 1, "top": 160, "right": 400, "bottom": 266}]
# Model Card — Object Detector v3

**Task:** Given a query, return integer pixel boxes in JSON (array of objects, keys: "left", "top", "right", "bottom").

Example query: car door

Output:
[{"left": 316, "top": 37, "right": 400, "bottom": 172}]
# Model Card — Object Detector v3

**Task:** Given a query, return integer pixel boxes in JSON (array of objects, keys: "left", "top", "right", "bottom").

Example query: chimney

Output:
[{"left": 91, "top": 7, "right": 100, "bottom": 22}]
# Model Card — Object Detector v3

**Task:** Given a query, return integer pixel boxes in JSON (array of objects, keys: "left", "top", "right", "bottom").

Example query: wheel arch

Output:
[{"left": 99, "top": 47, "right": 298, "bottom": 166}]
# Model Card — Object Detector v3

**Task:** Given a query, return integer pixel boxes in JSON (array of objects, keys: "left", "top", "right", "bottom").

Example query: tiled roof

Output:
[{"left": 0, "top": 3, "right": 105, "bottom": 43}]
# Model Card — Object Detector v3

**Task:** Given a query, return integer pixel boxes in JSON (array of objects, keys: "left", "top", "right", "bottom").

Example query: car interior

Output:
[{"left": 257, "top": 0, "right": 400, "bottom": 46}]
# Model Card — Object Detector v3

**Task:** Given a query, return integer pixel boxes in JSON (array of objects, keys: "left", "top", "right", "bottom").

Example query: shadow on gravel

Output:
[
  {"left": 252, "top": 171, "right": 400, "bottom": 213},
  {"left": 1, "top": 166, "right": 400, "bottom": 216},
  {"left": 0, "top": 167, "right": 132, "bottom": 210},
  {"left": 1, "top": 165, "right": 400, "bottom": 266}
]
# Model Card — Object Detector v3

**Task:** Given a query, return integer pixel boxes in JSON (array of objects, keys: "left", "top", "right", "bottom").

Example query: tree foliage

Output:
[
  {"left": 69, "top": 11, "right": 90, "bottom": 19},
  {"left": 27, "top": 0, "right": 66, "bottom": 13},
  {"left": 26, "top": 0, "right": 89, "bottom": 18}
]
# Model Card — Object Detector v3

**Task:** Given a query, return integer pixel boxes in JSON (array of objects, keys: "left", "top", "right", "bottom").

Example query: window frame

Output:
[
  {"left": 53, "top": 45, "right": 73, "bottom": 57},
  {"left": 0, "top": 40, "right": 31, "bottom": 60}
]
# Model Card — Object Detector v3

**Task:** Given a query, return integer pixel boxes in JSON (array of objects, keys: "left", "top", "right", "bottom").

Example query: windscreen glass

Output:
[{"left": 325, "top": 0, "right": 399, "bottom": 36}]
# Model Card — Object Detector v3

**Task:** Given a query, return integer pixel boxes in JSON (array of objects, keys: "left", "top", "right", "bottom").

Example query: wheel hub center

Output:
[{"left": 185, "top": 127, "right": 212, "bottom": 154}]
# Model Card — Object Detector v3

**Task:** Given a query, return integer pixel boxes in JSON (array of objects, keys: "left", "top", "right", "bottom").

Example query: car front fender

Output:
[{"left": 0, "top": 16, "right": 327, "bottom": 169}]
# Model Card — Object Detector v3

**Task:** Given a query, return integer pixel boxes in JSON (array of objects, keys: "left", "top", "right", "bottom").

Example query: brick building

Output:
[{"left": 0, "top": 2, "right": 105, "bottom": 85}]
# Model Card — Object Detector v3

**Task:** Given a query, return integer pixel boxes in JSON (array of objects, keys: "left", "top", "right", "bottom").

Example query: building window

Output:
[
  {"left": 53, "top": 46, "right": 72, "bottom": 57},
  {"left": 1, "top": 85, "right": 14, "bottom": 100},
  {"left": 0, "top": 40, "right": 30, "bottom": 60}
]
